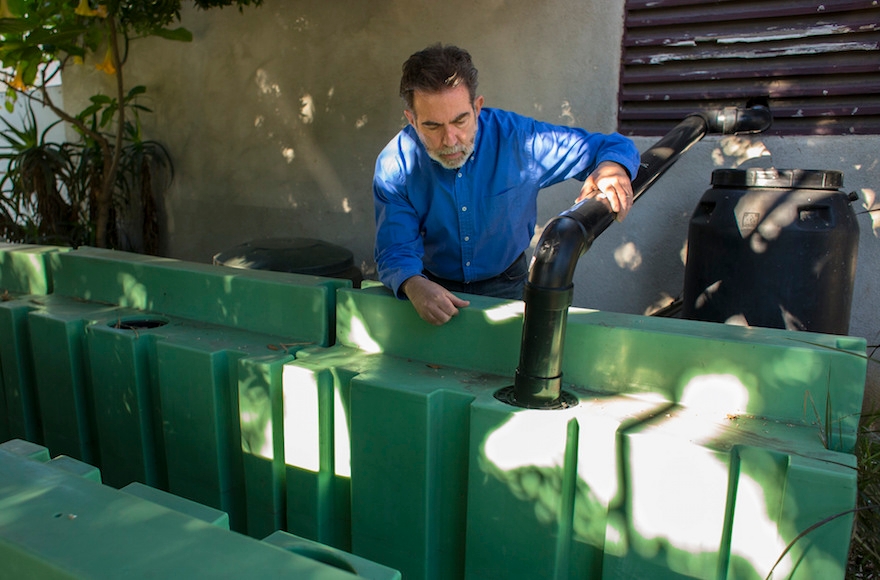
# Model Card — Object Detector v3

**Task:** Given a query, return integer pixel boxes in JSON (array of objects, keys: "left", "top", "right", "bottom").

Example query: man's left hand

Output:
[{"left": 576, "top": 161, "right": 635, "bottom": 221}]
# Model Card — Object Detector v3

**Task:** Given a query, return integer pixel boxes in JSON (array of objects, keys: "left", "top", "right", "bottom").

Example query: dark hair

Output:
[{"left": 399, "top": 44, "right": 479, "bottom": 110}]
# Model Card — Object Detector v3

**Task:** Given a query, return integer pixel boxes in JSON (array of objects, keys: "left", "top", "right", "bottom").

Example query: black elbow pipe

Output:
[{"left": 506, "top": 105, "right": 772, "bottom": 409}]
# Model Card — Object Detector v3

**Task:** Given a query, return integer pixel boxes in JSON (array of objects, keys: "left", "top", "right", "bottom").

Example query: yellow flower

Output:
[
  {"left": 95, "top": 48, "right": 116, "bottom": 75},
  {"left": 0, "top": 0, "right": 16, "bottom": 18},
  {"left": 73, "top": 55, "right": 84, "bottom": 65},
  {"left": 9, "top": 68, "right": 26, "bottom": 91},
  {"left": 75, "top": 0, "right": 98, "bottom": 17}
]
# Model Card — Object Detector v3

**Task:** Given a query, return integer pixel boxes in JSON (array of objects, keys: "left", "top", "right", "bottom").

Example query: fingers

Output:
[
  {"left": 578, "top": 163, "right": 635, "bottom": 221},
  {"left": 420, "top": 293, "right": 468, "bottom": 325},
  {"left": 403, "top": 276, "right": 469, "bottom": 325},
  {"left": 578, "top": 185, "right": 630, "bottom": 215},
  {"left": 450, "top": 295, "right": 471, "bottom": 308},
  {"left": 608, "top": 184, "right": 634, "bottom": 221},
  {"left": 599, "top": 184, "right": 623, "bottom": 213}
]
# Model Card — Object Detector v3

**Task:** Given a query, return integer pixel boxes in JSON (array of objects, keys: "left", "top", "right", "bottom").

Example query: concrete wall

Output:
[{"left": 59, "top": 0, "right": 880, "bottom": 407}]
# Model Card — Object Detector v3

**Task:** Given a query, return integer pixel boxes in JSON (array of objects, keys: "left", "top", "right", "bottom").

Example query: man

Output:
[{"left": 373, "top": 44, "right": 640, "bottom": 326}]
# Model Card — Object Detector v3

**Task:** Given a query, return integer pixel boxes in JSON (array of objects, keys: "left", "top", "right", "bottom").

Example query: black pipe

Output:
[{"left": 505, "top": 105, "right": 773, "bottom": 409}]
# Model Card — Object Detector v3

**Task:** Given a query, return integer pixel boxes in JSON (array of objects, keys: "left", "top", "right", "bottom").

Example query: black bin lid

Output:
[
  {"left": 213, "top": 237, "right": 354, "bottom": 275},
  {"left": 711, "top": 168, "right": 843, "bottom": 190}
]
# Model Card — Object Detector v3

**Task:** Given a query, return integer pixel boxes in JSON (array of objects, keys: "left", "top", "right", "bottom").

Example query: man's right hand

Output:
[{"left": 402, "top": 276, "right": 470, "bottom": 326}]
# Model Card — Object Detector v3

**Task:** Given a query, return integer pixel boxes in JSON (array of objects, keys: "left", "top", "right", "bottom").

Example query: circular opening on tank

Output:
[
  {"left": 283, "top": 546, "right": 357, "bottom": 574},
  {"left": 109, "top": 317, "right": 169, "bottom": 330},
  {"left": 213, "top": 237, "right": 355, "bottom": 276}
]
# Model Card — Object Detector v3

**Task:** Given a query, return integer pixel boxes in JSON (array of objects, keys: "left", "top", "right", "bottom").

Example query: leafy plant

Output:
[
  {"left": 849, "top": 411, "right": 880, "bottom": 578},
  {"left": 849, "top": 345, "right": 880, "bottom": 577},
  {"left": 113, "top": 112, "right": 174, "bottom": 253},
  {"left": 0, "top": 0, "right": 262, "bottom": 249},
  {"left": 0, "top": 100, "right": 88, "bottom": 245},
  {"left": 0, "top": 88, "right": 173, "bottom": 251}
]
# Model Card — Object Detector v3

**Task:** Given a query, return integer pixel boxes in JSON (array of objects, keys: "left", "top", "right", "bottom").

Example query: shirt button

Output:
[
  {"left": 461, "top": 206, "right": 467, "bottom": 212},
  {"left": 464, "top": 236, "right": 470, "bottom": 242},
  {"left": 466, "top": 261, "right": 471, "bottom": 266},
  {"left": 457, "top": 173, "right": 462, "bottom": 178}
]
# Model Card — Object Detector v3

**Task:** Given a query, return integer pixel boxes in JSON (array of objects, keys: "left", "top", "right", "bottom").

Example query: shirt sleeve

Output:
[
  {"left": 373, "top": 144, "right": 426, "bottom": 299},
  {"left": 526, "top": 118, "right": 641, "bottom": 189}
]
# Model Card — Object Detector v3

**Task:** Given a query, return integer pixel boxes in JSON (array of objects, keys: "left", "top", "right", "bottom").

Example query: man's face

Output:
[{"left": 405, "top": 83, "right": 483, "bottom": 170}]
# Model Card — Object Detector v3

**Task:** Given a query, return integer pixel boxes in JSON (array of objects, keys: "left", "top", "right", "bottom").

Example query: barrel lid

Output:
[
  {"left": 213, "top": 237, "right": 354, "bottom": 275},
  {"left": 711, "top": 168, "right": 843, "bottom": 190}
]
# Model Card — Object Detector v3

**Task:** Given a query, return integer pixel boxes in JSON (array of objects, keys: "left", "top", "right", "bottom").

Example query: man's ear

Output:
[
  {"left": 473, "top": 95, "right": 484, "bottom": 116},
  {"left": 404, "top": 109, "right": 416, "bottom": 127}
]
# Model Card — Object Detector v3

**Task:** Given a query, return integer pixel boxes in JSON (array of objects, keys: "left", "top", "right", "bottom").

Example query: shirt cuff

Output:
[{"left": 391, "top": 272, "right": 426, "bottom": 300}]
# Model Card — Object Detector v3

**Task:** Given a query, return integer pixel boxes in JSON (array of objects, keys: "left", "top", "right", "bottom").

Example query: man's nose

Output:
[{"left": 441, "top": 126, "right": 460, "bottom": 147}]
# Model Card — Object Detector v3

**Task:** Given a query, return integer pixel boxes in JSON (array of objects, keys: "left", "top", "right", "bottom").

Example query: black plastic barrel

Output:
[
  {"left": 213, "top": 237, "right": 363, "bottom": 287},
  {"left": 681, "top": 168, "right": 859, "bottom": 335}
]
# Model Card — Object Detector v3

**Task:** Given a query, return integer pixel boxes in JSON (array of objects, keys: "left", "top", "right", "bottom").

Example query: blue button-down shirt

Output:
[{"left": 373, "top": 107, "right": 640, "bottom": 298}]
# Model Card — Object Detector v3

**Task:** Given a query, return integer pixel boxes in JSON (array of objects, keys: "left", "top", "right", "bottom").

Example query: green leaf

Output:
[
  {"left": 26, "top": 25, "right": 90, "bottom": 47},
  {"left": 125, "top": 85, "right": 147, "bottom": 99},
  {"left": 0, "top": 20, "right": 32, "bottom": 36},
  {"left": 21, "top": 58, "right": 40, "bottom": 86},
  {"left": 6, "top": 0, "right": 26, "bottom": 16},
  {"left": 99, "top": 104, "right": 117, "bottom": 128},
  {"left": 82, "top": 26, "right": 104, "bottom": 51},
  {"left": 64, "top": 46, "right": 86, "bottom": 60},
  {"left": 149, "top": 26, "right": 193, "bottom": 42},
  {"left": 77, "top": 103, "right": 103, "bottom": 120}
]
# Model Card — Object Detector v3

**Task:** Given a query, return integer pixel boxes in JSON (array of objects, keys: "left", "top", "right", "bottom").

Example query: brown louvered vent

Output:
[{"left": 619, "top": 0, "right": 880, "bottom": 136}]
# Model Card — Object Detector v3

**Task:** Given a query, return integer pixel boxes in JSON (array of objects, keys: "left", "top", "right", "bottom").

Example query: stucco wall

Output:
[
  {"left": 62, "top": 0, "right": 628, "bottom": 269},
  {"left": 60, "top": 0, "right": 879, "bottom": 407}
]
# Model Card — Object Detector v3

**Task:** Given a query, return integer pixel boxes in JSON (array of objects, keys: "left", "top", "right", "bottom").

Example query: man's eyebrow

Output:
[{"left": 420, "top": 111, "right": 471, "bottom": 127}]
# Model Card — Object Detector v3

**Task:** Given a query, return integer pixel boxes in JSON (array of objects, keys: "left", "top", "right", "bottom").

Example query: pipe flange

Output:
[{"left": 493, "top": 385, "right": 578, "bottom": 410}]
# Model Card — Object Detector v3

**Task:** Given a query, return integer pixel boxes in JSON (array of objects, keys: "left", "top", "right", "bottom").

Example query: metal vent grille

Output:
[{"left": 619, "top": 0, "right": 880, "bottom": 136}]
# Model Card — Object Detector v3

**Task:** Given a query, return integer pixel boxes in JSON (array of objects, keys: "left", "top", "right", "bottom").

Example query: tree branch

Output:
[{"left": 102, "top": 17, "right": 125, "bottom": 199}]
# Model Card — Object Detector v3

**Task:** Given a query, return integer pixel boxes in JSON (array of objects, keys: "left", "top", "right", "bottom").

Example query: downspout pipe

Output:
[{"left": 506, "top": 105, "right": 773, "bottom": 409}]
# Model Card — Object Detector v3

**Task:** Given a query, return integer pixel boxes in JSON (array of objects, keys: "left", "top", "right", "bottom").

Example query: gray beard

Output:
[{"left": 428, "top": 145, "right": 473, "bottom": 169}]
